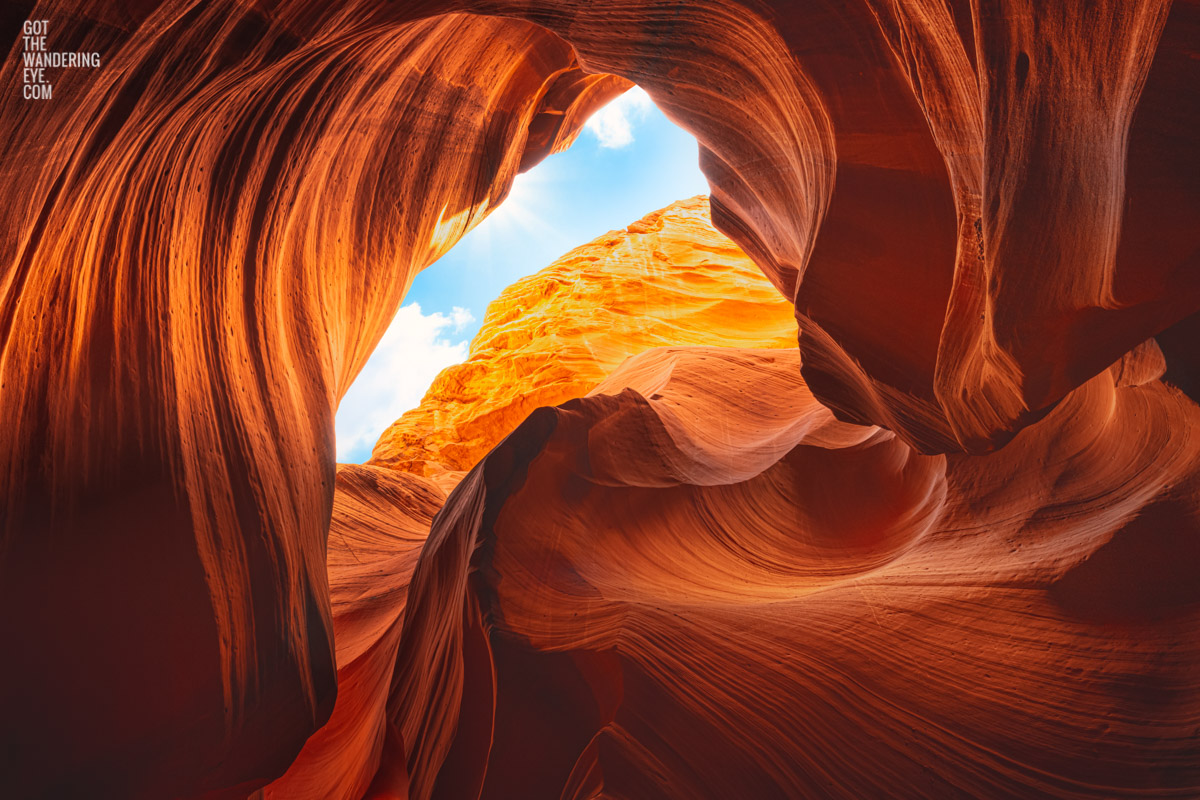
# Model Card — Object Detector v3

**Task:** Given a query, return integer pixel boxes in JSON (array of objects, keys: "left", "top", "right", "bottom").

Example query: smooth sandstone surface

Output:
[
  {"left": 395, "top": 343, "right": 1200, "bottom": 799},
  {"left": 259, "top": 465, "right": 442, "bottom": 800},
  {"left": 369, "top": 197, "right": 797, "bottom": 483},
  {"left": 1, "top": 1, "right": 1198, "bottom": 798}
]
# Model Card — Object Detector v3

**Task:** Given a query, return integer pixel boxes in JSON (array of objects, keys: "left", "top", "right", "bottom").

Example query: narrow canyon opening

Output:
[{"left": 333, "top": 85, "right": 712, "bottom": 465}]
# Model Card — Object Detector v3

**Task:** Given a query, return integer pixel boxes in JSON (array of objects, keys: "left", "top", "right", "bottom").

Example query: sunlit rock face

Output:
[
  {"left": 1, "top": 1, "right": 1198, "bottom": 798},
  {"left": 261, "top": 200, "right": 797, "bottom": 797},
  {"left": 369, "top": 197, "right": 797, "bottom": 485},
  {"left": 461, "top": 0, "right": 1199, "bottom": 454}
]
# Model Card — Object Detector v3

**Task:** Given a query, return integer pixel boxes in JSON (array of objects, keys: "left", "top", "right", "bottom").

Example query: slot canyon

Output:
[{"left": 1, "top": 1, "right": 1198, "bottom": 798}]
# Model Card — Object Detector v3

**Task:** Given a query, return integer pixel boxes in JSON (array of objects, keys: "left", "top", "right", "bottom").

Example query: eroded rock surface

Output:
[
  {"left": 0, "top": 9, "right": 625, "bottom": 797},
  {"left": 258, "top": 465, "right": 441, "bottom": 800},
  {"left": 1, "top": 1, "right": 1198, "bottom": 798},
  {"left": 393, "top": 343, "right": 1200, "bottom": 799}
]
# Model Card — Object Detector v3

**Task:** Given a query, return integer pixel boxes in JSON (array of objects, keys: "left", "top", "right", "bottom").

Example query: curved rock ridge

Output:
[
  {"left": 391, "top": 344, "right": 1200, "bottom": 800},
  {"left": 369, "top": 196, "right": 798, "bottom": 482},
  {"left": 0, "top": 8, "right": 625, "bottom": 797},
  {"left": 450, "top": 0, "right": 1200, "bottom": 454},
  {"left": 258, "top": 465, "right": 443, "bottom": 800},
  {"left": 1, "top": 1, "right": 1198, "bottom": 798}
]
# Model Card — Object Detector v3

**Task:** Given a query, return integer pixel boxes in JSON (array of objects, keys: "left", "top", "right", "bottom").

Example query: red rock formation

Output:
[
  {"left": 0, "top": 9, "right": 624, "bottom": 797},
  {"left": 472, "top": 0, "right": 1200, "bottom": 454},
  {"left": 1, "top": 1, "right": 1198, "bottom": 798},
  {"left": 393, "top": 344, "right": 1200, "bottom": 799},
  {"left": 256, "top": 465, "right": 442, "bottom": 800}
]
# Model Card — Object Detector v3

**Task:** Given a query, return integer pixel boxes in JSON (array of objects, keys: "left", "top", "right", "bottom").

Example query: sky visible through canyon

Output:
[{"left": 334, "top": 88, "right": 709, "bottom": 462}]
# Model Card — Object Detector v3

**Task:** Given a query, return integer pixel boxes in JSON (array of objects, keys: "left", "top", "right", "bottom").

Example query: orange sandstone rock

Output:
[
  {"left": 1, "top": 2, "right": 1198, "bottom": 798},
  {"left": 0, "top": 10, "right": 623, "bottom": 797},
  {"left": 369, "top": 197, "right": 797, "bottom": 482},
  {"left": 459, "top": 0, "right": 1200, "bottom": 453},
  {"left": 393, "top": 344, "right": 1200, "bottom": 800},
  {"left": 257, "top": 465, "right": 442, "bottom": 800}
]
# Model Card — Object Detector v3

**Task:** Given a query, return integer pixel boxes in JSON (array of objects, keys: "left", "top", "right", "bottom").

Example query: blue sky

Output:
[{"left": 335, "top": 88, "right": 709, "bottom": 462}]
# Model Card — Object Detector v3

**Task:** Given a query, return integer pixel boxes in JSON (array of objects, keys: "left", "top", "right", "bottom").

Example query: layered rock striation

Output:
[
  {"left": 1, "top": 1, "right": 1198, "bottom": 798},
  {"left": 1, "top": 9, "right": 625, "bottom": 797},
  {"left": 259, "top": 465, "right": 442, "bottom": 800},
  {"left": 394, "top": 341, "right": 1200, "bottom": 799}
]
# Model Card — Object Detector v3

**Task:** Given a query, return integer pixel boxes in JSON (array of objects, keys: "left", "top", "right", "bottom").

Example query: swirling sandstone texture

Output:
[
  {"left": 369, "top": 197, "right": 797, "bottom": 484},
  {"left": 260, "top": 198, "right": 795, "bottom": 798},
  {"left": 260, "top": 465, "right": 442, "bottom": 800},
  {"left": 394, "top": 342, "right": 1200, "bottom": 800},
  {"left": 0, "top": 7, "right": 626, "bottom": 797},
  {"left": 1, "top": 0, "right": 1198, "bottom": 798}
]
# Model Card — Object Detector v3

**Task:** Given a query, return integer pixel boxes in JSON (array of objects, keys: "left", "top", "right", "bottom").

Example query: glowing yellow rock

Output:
[{"left": 369, "top": 196, "right": 796, "bottom": 482}]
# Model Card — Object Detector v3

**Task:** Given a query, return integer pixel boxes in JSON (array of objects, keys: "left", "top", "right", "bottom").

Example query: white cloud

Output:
[
  {"left": 334, "top": 302, "right": 473, "bottom": 463},
  {"left": 584, "top": 86, "right": 654, "bottom": 149}
]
